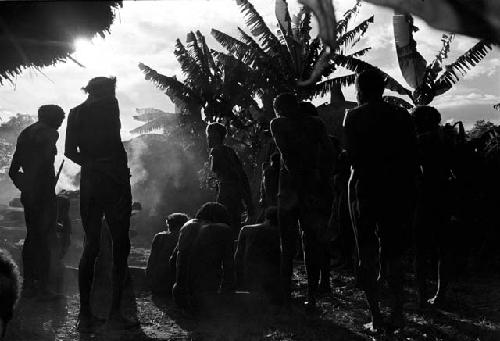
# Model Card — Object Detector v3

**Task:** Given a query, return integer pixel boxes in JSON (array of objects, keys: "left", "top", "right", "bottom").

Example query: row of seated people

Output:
[{"left": 146, "top": 202, "right": 281, "bottom": 312}]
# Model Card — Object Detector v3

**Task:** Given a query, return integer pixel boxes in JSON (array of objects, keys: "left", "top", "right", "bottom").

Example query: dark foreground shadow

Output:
[{"left": 151, "top": 292, "right": 366, "bottom": 341}]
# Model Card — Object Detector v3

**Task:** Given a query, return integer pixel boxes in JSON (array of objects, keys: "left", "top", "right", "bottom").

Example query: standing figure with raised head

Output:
[
  {"left": 65, "top": 77, "right": 136, "bottom": 331},
  {"left": 171, "top": 202, "right": 235, "bottom": 313},
  {"left": 271, "top": 94, "right": 334, "bottom": 309},
  {"left": 206, "top": 123, "right": 254, "bottom": 239},
  {"left": 146, "top": 213, "right": 189, "bottom": 295},
  {"left": 344, "top": 69, "right": 417, "bottom": 331},
  {"left": 9, "top": 104, "right": 65, "bottom": 300}
]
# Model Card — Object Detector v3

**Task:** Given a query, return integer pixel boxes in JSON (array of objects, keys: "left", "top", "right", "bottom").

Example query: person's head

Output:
[
  {"left": 195, "top": 202, "right": 230, "bottom": 225},
  {"left": 355, "top": 69, "right": 385, "bottom": 104},
  {"left": 0, "top": 249, "right": 20, "bottom": 339},
  {"left": 299, "top": 101, "right": 319, "bottom": 117},
  {"left": 273, "top": 93, "right": 299, "bottom": 118},
  {"left": 82, "top": 76, "right": 116, "bottom": 98},
  {"left": 205, "top": 122, "right": 227, "bottom": 148},
  {"left": 264, "top": 206, "right": 278, "bottom": 227},
  {"left": 270, "top": 152, "right": 280, "bottom": 168},
  {"left": 166, "top": 213, "right": 189, "bottom": 233},
  {"left": 38, "top": 105, "right": 65, "bottom": 129},
  {"left": 412, "top": 105, "right": 441, "bottom": 134}
]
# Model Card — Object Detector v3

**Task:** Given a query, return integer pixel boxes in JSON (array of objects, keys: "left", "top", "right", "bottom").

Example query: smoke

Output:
[
  {"left": 125, "top": 131, "right": 212, "bottom": 235},
  {"left": 54, "top": 154, "right": 80, "bottom": 194}
]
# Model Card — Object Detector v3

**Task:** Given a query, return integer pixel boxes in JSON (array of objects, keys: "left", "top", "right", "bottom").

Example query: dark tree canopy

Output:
[{"left": 0, "top": 1, "right": 122, "bottom": 83}]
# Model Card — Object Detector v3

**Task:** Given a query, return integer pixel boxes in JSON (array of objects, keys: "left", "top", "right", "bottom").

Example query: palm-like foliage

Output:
[
  {"left": 383, "top": 15, "right": 494, "bottom": 106},
  {"left": 139, "top": 30, "right": 258, "bottom": 126},
  {"left": 211, "top": 0, "right": 376, "bottom": 115}
]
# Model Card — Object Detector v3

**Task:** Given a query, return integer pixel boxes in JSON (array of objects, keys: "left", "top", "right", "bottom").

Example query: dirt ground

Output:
[{"left": 2, "top": 223, "right": 500, "bottom": 340}]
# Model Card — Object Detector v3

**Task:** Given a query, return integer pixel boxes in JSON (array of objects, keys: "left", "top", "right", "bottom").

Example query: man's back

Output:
[
  {"left": 235, "top": 222, "right": 280, "bottom": 290},
  {"left": 344, "top": 101, "right": 417, "bottom": 180},
  {"left": 210, "top": 145, "right": 243, "bottom": 184},
  {"left": 146, "top": 231, "right": 179, "bottom": 293},
  {"left": 65, "top": 97, "right": 127, "bottom": 166},
  {"left": 9, "top": 122, "right": 58, "bottom": 194},
  {"left": 176, "top": 220, "right": 234, "bottom": 294}
]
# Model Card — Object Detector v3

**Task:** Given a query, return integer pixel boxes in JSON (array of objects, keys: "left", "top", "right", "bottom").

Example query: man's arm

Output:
[
  {"left": 8, "top": 133, "right": 24, "bottom": 190},
  {"left": 343, "top": 109, "right": 360, "bottom": 169},
  {"left": 64, "top": 109, "right": 83, "bottom": 166},
  {"left": 234, "top": 227, "right": 247, "bottom": 289}
]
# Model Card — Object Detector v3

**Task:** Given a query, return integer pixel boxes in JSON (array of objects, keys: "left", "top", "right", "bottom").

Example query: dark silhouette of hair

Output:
[
  {"left": 38, "top": 105, "right": 65, "bottom": 127},
  {"left": 356, "top": 69, "right": 385, "bottom": 100},
  {"left": 273, "top": 93, "right": 298, "bottom": 118},
  {"left": 206, "top": 122, "right": 227, "bottom": 140},
  {"left": 82, "top": 76, "right": 116, "bottom": 97},
  {"left": 412, "top": 105, "right": 442, "bottom": 133},
  {"left": 0, "top": 249, "right": 20, "bottom": 338},
  {"left": 195, "top": 202, "right": 230, "bottom": 225},
  {"left": 300, "top": 101, "right": 319, "bottom": 117},
  {"left": 167, "top": 213, "right": 189, "bottom": 232},
  {"left": 265, "top": 206, "right": 278, "bottom": 227}
]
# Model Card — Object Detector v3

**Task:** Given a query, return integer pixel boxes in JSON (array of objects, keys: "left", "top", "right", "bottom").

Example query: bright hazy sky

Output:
[{"left": 1, "top": 0, "right": 499, "bottom": 141}]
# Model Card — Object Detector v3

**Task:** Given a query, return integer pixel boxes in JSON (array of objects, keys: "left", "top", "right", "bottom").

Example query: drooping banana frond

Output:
[
  {"left": 494, "top": 103, "right": 500, "bottom": 111},
  {"left": 333, "top": 54, "right": 413, "bottom": 97},
  {"left": 336, "top": 0, "right": 361, "bottom": 37},
  {"left": 174, "top": 39, "right": 209, "bottom": 91},
  {"left": 133, "top": 108, "right": 172, "bottom": 122},
  {"left": 307, "top": 73, "right": 356, "bottom": 97},
  {"left": 383, "top": 95, "right": 414, "bottom": 110},
  {"left": 186, "top": 31, "right": 211, "bottom": 80},
  {"left": 196, "top": 30, "right": 219, "bottom": 80},
  {"left": 335, "top": 16, "right": 374, "bottom": 53},
  {"left": 292, "top": 6, "right": 312, "bottom": 44},
  {"left": 211, "top": 29, "right": 249, "bottom": 60},
  {"left": 130, "top": 116, "right": 179, "bottom": 135},
  {"left": 434, "top": 39, "right": 493, "bottom": 94},
  {"left": 138, "top": 63, "right": 202, "bottom": 111},
  {"left": 346, "top": 47, "right": 371, "bottom": 58},
  {"left": 237, "top": 27, "right": 270, "bottom": 65},
  {"left": 236, "top": 0, "right": 282, "bottom": 54},
  {"left": 275, "top": 0, "right": 292, "bottom": 38}
]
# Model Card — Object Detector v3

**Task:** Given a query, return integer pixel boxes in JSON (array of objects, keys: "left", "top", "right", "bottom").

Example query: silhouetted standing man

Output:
[
  {"left": 344, "top": 70, "right": 417, "bottom": 331},
  {"left": 65, "top": 77, "right": 135, "bottom": 331},
  {"left": 206, "top": 123, "right": 254, "bottom": 239},
  {"left": 271, "top": 94, "right": 334, "bottom": 308},
  {"left": 9, "top": 105, "right": 65, "bottom": 300}
]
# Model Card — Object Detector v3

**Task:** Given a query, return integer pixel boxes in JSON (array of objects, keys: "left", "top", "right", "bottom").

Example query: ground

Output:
[{"left": 1, "top": 215, "right": 500, "bottom": 340}]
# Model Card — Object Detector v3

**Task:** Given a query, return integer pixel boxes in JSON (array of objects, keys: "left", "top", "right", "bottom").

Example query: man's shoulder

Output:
[{"left": 270, "top": 117, "right": 292, "bottom": 131}]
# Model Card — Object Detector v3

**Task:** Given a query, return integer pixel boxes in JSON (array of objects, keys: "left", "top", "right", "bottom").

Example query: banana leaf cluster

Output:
[
  {"left": 0, "top": 1, "right": 122, "bottom": 83},
  {"left": 211, "top": 0, "right": 376, "bottom": 117},
  {"left": 382, "top": 14, "right": 494, "bottom": 107}
]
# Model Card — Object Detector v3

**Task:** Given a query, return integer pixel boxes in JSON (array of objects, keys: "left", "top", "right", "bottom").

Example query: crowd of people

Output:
[{"left": 2, "top": 69, "right": 497, "bottom": 336}]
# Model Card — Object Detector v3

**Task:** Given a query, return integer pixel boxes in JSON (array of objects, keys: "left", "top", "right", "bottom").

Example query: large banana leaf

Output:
[
  {"left": 236, "top": 0, "right": 283, "bottom": 55},
  {"left": 392, "top": 13, "right": 427, "bottom": 89},
  {"left": 364, "top": 0, "right": 500, "bottom": 44},
  {"left": 333, "top": 54, "right": 413, "bottom": 97},
  {"left": 434, "top": 39, "right": 493, "bottom": 95}
]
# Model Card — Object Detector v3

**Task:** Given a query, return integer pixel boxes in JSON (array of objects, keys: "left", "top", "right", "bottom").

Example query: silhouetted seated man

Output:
[
  {"left": 344, "top": 69, "right": 417, "bottom": 331},
  {"left": 412, "top": 106, "right": 454, "bottom": 308},
  {"left": 9, "top": 105, "right": 65, "bottom": 300},
  {"left": 235, "top": 206, "right": 281, "bottom": 305},
  {"left": 171, "top": 202, "right": 235, "bottom": 313},
  {"left": 271, "top": 95, "right": 334, "bottom": 308},
  {"left": 206, "top": 123, "right": 254, "bottom": 239},
  {"left": 146, "top": 213, "right": 189, "bottom": 295}
]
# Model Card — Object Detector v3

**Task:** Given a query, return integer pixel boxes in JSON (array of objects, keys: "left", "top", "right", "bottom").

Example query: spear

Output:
[{"left": 55, "top": 159, "right": 65, "bottom": 184}]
